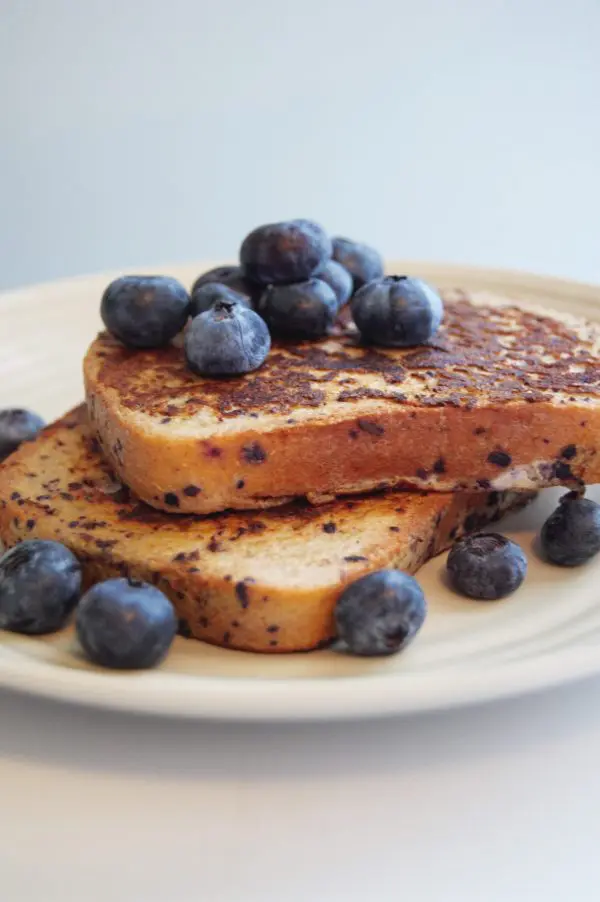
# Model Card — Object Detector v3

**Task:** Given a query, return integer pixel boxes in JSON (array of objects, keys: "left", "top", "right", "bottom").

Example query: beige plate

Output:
[{"left": 1, "top": 262, "right": 600, "bottom": 721}]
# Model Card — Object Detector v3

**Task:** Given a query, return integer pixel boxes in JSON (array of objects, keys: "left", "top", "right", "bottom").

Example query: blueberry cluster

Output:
[
  {"left": 334, "top": 491, "right": 600, "bottom": 655},
  {"left": 100, "top": 219, "right": 445, "bottom": 378},
  {"left": 442, "top": 490, "right": 600, "bottom": 608},
  {"left": 0, "top": 540, "right": 176, "bottom": 669}
]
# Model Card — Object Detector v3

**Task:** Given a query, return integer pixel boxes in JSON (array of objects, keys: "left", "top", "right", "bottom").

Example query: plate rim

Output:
[
  {"left": 1, "top": 260, "right": 599, "bottom": 721},
  {"left": 1, "top": 637, "right": 600, "bottom": 721}
]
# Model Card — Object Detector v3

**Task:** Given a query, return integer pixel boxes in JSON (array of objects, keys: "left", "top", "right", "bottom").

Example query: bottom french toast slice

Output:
[{"left": 0, "top": 407, "right": 535, "bottom": 653}]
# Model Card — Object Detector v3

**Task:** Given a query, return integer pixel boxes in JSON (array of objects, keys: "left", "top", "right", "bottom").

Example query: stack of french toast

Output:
[{"left": 1, "top": 220, "right": 599, "bottom": 661}]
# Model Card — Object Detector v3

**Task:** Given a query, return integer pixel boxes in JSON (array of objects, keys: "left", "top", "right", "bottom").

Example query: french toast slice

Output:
[
  {"left": 0, "top": 408, "right": 533, "bottom": 653},
  {"left": 84, "top": 289, "right": 600, "bottom": 515}
]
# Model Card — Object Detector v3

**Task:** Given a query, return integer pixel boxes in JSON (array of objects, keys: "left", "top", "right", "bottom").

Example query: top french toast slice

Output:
[{"left": 84, "top": 289, "right": 600, "bottom": 515}]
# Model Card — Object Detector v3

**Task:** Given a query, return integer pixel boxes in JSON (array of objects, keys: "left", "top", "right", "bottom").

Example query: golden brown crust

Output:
[
  {"left": 84, "top": 289, "right": 600, "bottom": 513},
  {"left": 0, "top": 408, "right": 534, "bottom": 653}
]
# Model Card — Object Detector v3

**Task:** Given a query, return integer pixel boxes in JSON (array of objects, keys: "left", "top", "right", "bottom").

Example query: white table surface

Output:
[{"left": 2, "top": 676, "right": 600, "bottom": 902}]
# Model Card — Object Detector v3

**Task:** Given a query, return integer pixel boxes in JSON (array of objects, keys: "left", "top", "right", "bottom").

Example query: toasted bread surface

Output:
[
  {"left": 0, "top": 408, "right": 533, "bottom": 653},
  {"left": 84, "top": 290, "right": 600, "bottom": 514}
]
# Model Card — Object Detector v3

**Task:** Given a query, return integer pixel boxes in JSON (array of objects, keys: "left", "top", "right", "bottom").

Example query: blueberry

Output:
[
  {"left": 0, "top": 409, "right": 45, "bottom": 462},
  {"left": 190, "top": 282, "right": 252, "bottom": 318},
  {"left": 315, "top": 259, "right": 353, "bottom": 308},
  {"left": 76, "top": 578, "right": 176, "bottom": 669},
  {"left": 101, "top": 275, "right": 190, "bottom": 348},
  {"left": 335, "top": 569, "right": 426, "bottom": 656},
  {"left": 351, "top": 275, "right": 443, "bottom": 347},
  {"left": 540, "top": 491, "right": 600, "bottom": 566},
  {"left": 332, "top": 236, "right": 384, "bottom": 290},
  {"left": 259, "top": 278, "right": 337, "bottom": 340},
  {"left": 240, "top": 219, "right": 332, "bottom": 285},
  {"left": 447, "top": 533, "right": 527, "bottom": 600},
  {"left": 191, "top": 265, "right": 257, "bottom": 303},
  {"left": 185, "top": 297, "right": 271, "bottom": 376},
  {"left": 0, "top": 540, "right": 82, "bottom": 634}
]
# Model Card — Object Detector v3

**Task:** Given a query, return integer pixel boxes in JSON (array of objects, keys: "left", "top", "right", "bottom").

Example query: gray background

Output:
[{"left": 1, "top": 0, "right": 599, "bottom": 290}]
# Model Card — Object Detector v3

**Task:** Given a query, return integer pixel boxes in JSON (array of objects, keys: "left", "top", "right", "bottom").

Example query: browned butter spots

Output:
[{"left": 93, "top": 294, "right": 600, "bottom": 423}]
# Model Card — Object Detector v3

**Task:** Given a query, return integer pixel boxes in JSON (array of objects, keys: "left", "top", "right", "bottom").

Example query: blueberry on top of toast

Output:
[
  {"left": 314, "top": 259, "right": 353, "bottom": 309},
  {"left": 240, "top": 219, "right": 333, "bottom": 285},
  {"left": 352, "top": 276, "right": 443, "bottom": 347},
  {"left": 191, "top": 265, "right": 258, "bottom": 304},
  {"left": 185, "top": 298, "right": 271, "bottom": 376},
  {"left": 103, "top": 225, "right": 442, "bottom": 387},
  {"left": 332, "top": 236, "right": 384, "bottom": 290},
  {"left": 259, "top": 278, "right": 338, "bottom": 340},
  {"left": 190, "top": 282, "right": 252, "bottom": 318},
  {"left": 101, "top": 275, "right": 190, "bottom": 349}
]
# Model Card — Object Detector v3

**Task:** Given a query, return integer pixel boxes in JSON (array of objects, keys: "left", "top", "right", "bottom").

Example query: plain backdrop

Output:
[{"left": 1, "top": 0, "right": 599, "bottom": 290}]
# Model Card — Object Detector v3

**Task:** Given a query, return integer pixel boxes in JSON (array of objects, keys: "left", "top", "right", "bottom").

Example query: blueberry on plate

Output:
[
  {"left": 240, "top": 219, "right": 332, "bottom": 285},
  {"left": 76, "top": 578, "right": 177, "bottom": 669},
  {"left": 259, "top": 278, "right": 338, "bottom": 340},
  {"left": 191, "top": 265, "right": 257, "bottom": 303},
  {"left": 0, "top": 540, "right": 82, "bottom": 634},
  {"left": 447, "top": 533, "right": 527, "bottom": 600},
  {"left": 315, "top": 259, "right": 353, "bottom": 308},
  {"left": 0, "top": 408, "right": 45, "bottom": 462},
  {"left": 190, "top": 282, "right": 252, "bottom": 318},
  {"left": 335, "top": 569, "right": 426, "bottom": 656},
  {"left": 351, "top": 275, "right": 443, "bottom": 347},
  {"left": 540, "top": 491, "right": 600, "bottom": 566},
  {"left": 332, "top": 236, "right": 384, "bottom": 291},
  {"left": 101, "top": 275, "right": 190, "bottom": 349},
  {"left": 185, "top": 297, "right": 271, "bottom": 376}
]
